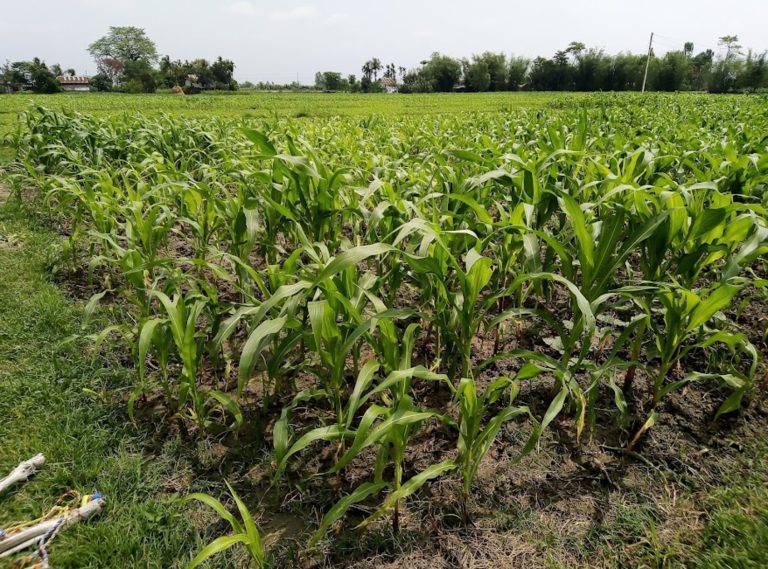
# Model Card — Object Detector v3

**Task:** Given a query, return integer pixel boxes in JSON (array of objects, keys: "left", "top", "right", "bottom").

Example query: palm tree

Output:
[
  {"left": 361, "top": 60, "right": 373, "bottom": 81},
  {"left": 371, "top": 58, "right": 382, "bottom": 81},
  {"left": 718, "top": 35, "right": 742, "bottom": 60}
]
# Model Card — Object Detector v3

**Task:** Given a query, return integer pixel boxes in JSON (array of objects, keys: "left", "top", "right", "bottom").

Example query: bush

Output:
[{"left": 90, "top": 74, "right": 113, "bottom": 92}]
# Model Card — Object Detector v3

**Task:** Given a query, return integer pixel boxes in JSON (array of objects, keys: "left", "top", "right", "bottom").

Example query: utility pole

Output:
[{"left": 641, "top": 32, "right": 654, "bottom": 92}]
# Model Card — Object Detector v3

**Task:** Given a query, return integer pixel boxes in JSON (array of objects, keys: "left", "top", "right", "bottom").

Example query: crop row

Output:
[{"left": 4, "top": 95, "right": 768, "bottom": 562}]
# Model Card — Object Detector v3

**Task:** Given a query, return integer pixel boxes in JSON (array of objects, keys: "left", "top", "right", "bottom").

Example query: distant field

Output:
[
  {"left": 0, "top": 91, "right": 568, "bottom": 140},
  {"left": 1, "top": 90, "right": 759, "bottom": 165}
]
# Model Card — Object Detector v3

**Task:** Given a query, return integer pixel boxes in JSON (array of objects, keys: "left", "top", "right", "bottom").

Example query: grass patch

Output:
[
  {"left": 687, "top": 443, "right": 768, "bottom": 568},
  {"left": 0, "top": 198, "right": 207, "bottom": 569}
]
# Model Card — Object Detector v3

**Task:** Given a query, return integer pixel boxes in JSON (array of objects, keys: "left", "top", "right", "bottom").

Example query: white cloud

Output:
[
  {"left": 271, "top": 6, "right": 319, "bottom": 22},
  {"left": 226, "top": 1, "right": 256, "bottom": 16}
]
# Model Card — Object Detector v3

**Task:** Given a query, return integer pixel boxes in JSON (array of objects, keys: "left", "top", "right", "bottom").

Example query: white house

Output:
[
  {"left": 379, "top": 76, "right": 398, "bottom": 93},
  {"left": 57, "top": 76, "right": 90, "bottom": 92}
]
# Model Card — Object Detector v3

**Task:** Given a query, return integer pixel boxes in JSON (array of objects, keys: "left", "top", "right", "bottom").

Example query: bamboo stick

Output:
[
  {"left": 0, "top": 454, "right": 45, "bottom": 495},
  {"left": 0, "top": 498, "right": 105, "bottom": 557}
]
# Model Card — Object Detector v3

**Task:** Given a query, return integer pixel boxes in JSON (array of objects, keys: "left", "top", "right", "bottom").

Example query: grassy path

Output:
[{"left": 0, "top": 197, "right": 199, "bottom": 568}]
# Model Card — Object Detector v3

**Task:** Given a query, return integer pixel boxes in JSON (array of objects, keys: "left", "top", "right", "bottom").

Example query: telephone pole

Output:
[{"left": 641, "top": 32, "right": 654, "bottom": 92}]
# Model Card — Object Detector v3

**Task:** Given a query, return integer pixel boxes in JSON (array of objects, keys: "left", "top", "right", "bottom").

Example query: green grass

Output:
[
  {"left": 688, "top": 443, "right": 768, "bottom": 568},
  {"left": 0, "top": 199, "right": 202, "bottom": 568}
]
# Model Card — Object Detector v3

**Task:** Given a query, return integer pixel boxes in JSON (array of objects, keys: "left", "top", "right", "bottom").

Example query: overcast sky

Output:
[{"left": 2, "top": 0, "right": 766, "bottom": 83}]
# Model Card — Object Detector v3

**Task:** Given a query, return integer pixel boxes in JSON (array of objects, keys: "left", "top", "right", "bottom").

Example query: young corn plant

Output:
[
  {"left": 451, "top": 371, "right": 541, "bottom": 524},
  {"left": 186, "top": 483, "right": 267, "bottom": 569},
  {"left": 311, "top": 395, "right": 454, "bottom": 544},
  {"left": 142, "top": 288, "right": 243, "bottom": 433},
  {"left": 392, "top": 219, "right": 494, "bottom": 378},
  {"left": 627, "top": 281, "right": 758, "bottom": 450},
  {"left": 273, "top": 360, "right": 452, "bottom": 542}
]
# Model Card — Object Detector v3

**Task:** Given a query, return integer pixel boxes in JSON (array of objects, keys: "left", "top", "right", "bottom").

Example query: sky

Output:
[{"left": 1, "top": 0, "right": 767, "bottom": 83}]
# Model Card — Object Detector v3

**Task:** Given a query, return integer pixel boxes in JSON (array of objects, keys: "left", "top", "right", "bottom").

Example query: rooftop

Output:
[{"left": 57, "top": 76, "right": 90, "bottom": 85}]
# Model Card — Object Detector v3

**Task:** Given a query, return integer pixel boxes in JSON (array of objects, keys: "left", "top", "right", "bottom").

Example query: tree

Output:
[
  {"left": 710, "top": 36, "right": 745, "bottom": 93},
  {"left": 507, "top": 56, "right": 529, "bottom": 90},
  {"left": 566, "top": 41, "right": 586, "bottom": 60},
  {"left": 422, "top": 53, "right": 462, "bottom": 92},
  {"left": 609, "top": 53, "right": 647, "bottom": 90},
  {"left": 362, "top": 57, "right": 383, "bottom": 82},
  {"left": 710, "top": 58, "right": 739, "bottom": 93},
  {"left": 4, "top": 59, "right": 61, "bottom": 93},
  {"left": 1, "top": 61, "right": 26, "bottom": 92},
  {"left": 572, "top": 48, "right": 609, "bottom": 90},
  {"left": 210, "top": 56, "right": 237, "bottom": 90},
  {"left": 90, "top": 73, "right": 113, "bottom": 92},
  {"left": 464, "top": 60, "right": 491, "bottom": 92},
  {"left": 361, "top": 60, "right": 372, "bottom": 81},
  {"left": 88, "top": 27, "right": 158, "bottom": 82},
  {"left": 684, "top": 42, "right": 694, "bottom": 57},
  {"left": 321, "top": 71, "right": 343, "bottom": 91},
  {"left": 99, "top": 57, "right": 125, "bottom": 84},
  {"left": 399, "top": 69, "right": 434, "bottom": 93},
  {"left": 654, "top": 51, "right": 690, "bottom": 91},
  {"left": 120, "top": 59, "right": 158, "bottom": 93},
  {"left": 472, "top": 52, "right": 507, "bottom": 91},
  {"left": 314, "top": 71, "right": 326, "bottom": 90},
  {"left": 529, "top": 50, "right": 573, "bottom": 91},
  {"left": 719, "top": 35, "right": 742, "bottom": 60},
  {"left": 739, "top": 50, "right": 768, "bottom": 91},
  {"left": 371, "top": 58, "right": 382, "bottom": 81}
]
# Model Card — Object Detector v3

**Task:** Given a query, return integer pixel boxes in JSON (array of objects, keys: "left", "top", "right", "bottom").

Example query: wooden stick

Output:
[
  {"left": 0, "top": 454, "right": 45, "bottom": 495},
  {"left": 0, "top": 498, "right": 105, "bottom": 557}
]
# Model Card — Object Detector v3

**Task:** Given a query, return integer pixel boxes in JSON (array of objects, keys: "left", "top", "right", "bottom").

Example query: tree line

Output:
[
  {"left": 1, "top": 27, "right": 237, "bottom": 94},
  {"left": 314, "top": 36, "right": 766, "bottom": 94},
  {"left": 3, "top": 29, "right": 766, "bottom": 95}
]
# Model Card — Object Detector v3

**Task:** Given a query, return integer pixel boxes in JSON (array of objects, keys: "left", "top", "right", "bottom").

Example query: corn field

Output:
[{"left": 4, "top": 93, "right": 768, "bottom": 561}]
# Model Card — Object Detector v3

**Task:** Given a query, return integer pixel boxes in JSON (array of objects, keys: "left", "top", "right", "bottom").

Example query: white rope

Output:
[{"left": 0, "top": 498, "right": 105, "bottom": 557}]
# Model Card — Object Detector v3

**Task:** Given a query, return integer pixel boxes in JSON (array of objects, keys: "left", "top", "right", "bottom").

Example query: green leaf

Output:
[
  {"left": 346, "top": 360, "right": 381, "bottom": 427},
  {"left": 226, "top": 482, "right": 264, "bottom": 560},
  {"left": 314, "top": 243, "right": 393, "bottom": 283},
  {"left": 688, "top": 208, "right": 728, "bottom": 242},
  {"left": 449, "top": 149, "right": 484, "bottom": 163},
  {"left": 238, "top": 316, "right": 288, "bottom": 393},
  {"left": 687, "top": 284, "right": 740, "bottom": 332},
  {"left": 185, "top": 493, "right": 238, "bottom": 529},
  {"left": 358, "top": 461, "right": 457, "bottom": 528},
  {"left": 137, "top": 318, "right": 165, "bottom": 380},
  {"left": 241, "top": 128, "right": 277, "bottom": 156},
  {"left": 276, "top": 424, "right": 348, "bottom": 478},
  {"left": 189, "top": 534, "right": 246, "bottom": 568},
  {"left": 207, "top": 390, "right": 244, "bottom": 429},
  {"left": 83, "top": 289, "right": 110, "bottom": 324},
  {"left": 309, "top": 482, "right": 387, "bottom": 547},
  {"left": 560, "top": 194, "right": 594, "bottom": 276}
]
